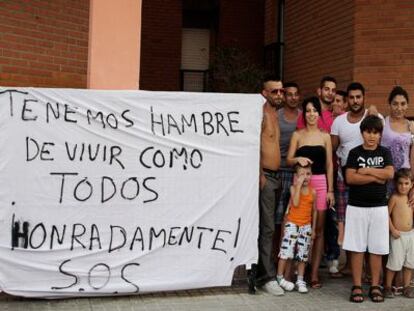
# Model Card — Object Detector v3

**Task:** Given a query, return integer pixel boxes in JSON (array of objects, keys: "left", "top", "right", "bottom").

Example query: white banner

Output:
[{"left": 0, "top": 88, "right": 261, "bottom": 298}]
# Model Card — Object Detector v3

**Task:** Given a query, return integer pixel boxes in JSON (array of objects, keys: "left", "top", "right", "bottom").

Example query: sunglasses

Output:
[{"left": 269, "top": 88, "right": 285, "bottom": 95}]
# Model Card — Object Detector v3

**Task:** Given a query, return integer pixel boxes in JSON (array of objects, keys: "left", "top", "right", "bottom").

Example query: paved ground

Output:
[{"left": 1, "top": 270, "right": 413, "bottom": 311}]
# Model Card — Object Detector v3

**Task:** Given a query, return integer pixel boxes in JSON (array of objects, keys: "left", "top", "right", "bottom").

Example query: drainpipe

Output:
[{"left": 276, "top": 0, "right": 285, "bottom": 80}]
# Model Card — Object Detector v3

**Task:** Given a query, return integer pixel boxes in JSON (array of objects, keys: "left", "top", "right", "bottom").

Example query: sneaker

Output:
[
  {"left": 329, "top": 260, "right": 339, "bottom": 274},
  {"left": 403, "top": 286, "right": 414, "bottom": 298},
  {"left": 296, "top": 280, "right": 309, "bottom": 293},
  {"left": 261, "top": 280, "right": 284, "bottom": 296},
  {"left": 278, "top": 278, "right": 294, "bottom": 291},
  {"left": 383, "top": 286, "right": 394, "bottom": 298},
  {"left": 393, "top": 286, "right": 403, "bottom": 296}
]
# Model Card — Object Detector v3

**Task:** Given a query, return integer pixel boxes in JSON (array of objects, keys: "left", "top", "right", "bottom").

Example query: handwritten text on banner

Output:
[{"left": 0, "top": 88, "right": 261, "bottom": 298}]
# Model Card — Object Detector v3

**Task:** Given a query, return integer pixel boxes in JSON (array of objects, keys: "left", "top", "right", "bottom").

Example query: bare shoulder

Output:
[
  {"left": 322, "top": 131, "right": 331, "bottom": 143},
  {"left": 290, "top": 130, "right": 300, "bottom": 141},
  {"left": 322, "top": 131, "right": 331, "bottom": 139},
  {"left": 263, "top": 104, "right": 277, "bottom": 120},
  {"left": 394, "top": 193, "right": 407, "bottom": 204},
  {"left": 388, "top": 194, "right": 399, "bottom": 207}
]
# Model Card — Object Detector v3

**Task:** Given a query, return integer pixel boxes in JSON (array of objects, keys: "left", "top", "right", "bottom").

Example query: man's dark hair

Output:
[
  {"left": 263, "top": 74, "right": 281, "bottom": 85},
  {"left": 360, "top": 115, "right": 383, "bottom": 133},
  {"left": 394, "top": 168, "right": 412, "bottom": 183},
  {"left": 294, "top": 162, "right": 312, "bottom": 173},
  {"left": 388, "top": 86, "right": 409, "bottom": 105},
  {"left": 320, "top": 76, "right": 337, "bottom": 88},
  {"left": 347, "top": 82, "right": 365, "bottom": 96},
  {"left": 336, "top": 90, "right": 347, "bottom": 99},
  {"left": 284, "top": 82, "right": 299, "bottom": 90},
  {"left": 302, "top": 96, "right": 322, "bottom": 126}
]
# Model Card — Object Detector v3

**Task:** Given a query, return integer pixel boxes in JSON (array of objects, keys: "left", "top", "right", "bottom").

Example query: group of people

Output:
[{"left": 252, "top": 75, "right": 414, "bottom": 303}]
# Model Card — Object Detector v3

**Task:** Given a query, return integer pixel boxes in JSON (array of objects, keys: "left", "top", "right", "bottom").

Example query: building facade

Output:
[
  {"left": 140, "top": 0, "right": 264, "bottom": 92},
  {"left": 0, "top": 0, "right": 413, "bottom": 112}
]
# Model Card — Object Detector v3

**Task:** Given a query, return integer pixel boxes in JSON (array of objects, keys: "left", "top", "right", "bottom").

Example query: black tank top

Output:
[{"left": 295, "top": 145, "right": 327, "bottom": 174}]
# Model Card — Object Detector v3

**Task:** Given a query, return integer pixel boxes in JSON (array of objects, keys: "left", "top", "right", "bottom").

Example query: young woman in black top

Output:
[{"left": 287, "top": 97, "right": 334, "bottom": 288}]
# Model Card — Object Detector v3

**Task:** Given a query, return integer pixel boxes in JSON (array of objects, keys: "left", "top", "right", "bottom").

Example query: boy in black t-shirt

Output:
[{"left": 343, "top": 115, "right": 394, "bottom": 303}]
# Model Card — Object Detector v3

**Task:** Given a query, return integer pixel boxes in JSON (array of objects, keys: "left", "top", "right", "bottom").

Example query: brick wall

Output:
[
  {"left": 0, "top": 0, "right": 89, "bottom": 88},
  {"left": 353, "top": 0, "right": 414, "bottom": 114},
  {"left": 139, "top": 0, "right": 182, "bottom": 91},
  {"left": 266, "top": 0, "right": 414, "bottom": 115},
  {"left": 282, "top": 0, "right": 354, "bottom": 97}
]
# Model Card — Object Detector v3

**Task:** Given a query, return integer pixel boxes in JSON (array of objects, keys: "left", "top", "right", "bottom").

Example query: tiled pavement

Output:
[{"left": 1, "top": 270, "right": 413, "bottom": 311}]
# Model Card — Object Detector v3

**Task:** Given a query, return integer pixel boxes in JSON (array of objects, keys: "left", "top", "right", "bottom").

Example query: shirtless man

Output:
[{"left": 253, "top": 76, "right": 283, "bottom": 295}]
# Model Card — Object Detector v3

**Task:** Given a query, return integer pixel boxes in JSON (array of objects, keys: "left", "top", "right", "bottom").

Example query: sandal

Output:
[
  {"left": 368, "top": 285, "right": 384, "bottom": 303},
  {"left": 403, "top": 286, "right": 414, "bottom": 298},
  {"left": 311, "top": 280, "right": 322, "bottom": 289},
  {"left": 349, "top": 285, "right": 364, "bottom": 303}
]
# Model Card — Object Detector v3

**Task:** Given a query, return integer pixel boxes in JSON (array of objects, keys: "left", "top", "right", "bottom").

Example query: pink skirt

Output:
[{"left": 310, "top": 174, "right": 327, "bottom": 211}]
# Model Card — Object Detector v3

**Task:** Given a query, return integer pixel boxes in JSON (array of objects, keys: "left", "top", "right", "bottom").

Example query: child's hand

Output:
[
  {"left": 391, "top": 229, "right": 401, "bottom": 239},
  {"left": 295, "top": 174, "right": 305, "bottom": 186},
  {"left": 358, "top": 167, "right": 369, "bottom": 175}
]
